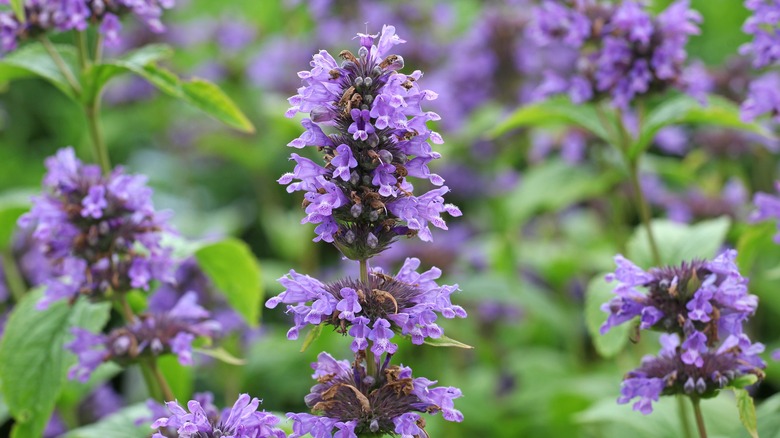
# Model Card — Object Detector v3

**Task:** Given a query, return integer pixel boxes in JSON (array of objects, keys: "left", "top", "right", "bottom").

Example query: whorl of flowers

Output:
[
  {"left": 529, "top": 0, "right": 702, "bottom": 108},
  {"left": 619, "top": 332, "right": 764, "bottom": 414},
  {"left": 0, "top": 0, "right": 175, "bottom": 52},
  {"left": 602, "top": 250, "right": 766, "bottom": 414},
  {"left": 266, "top": 257, "right": 466, "bottom": 350},
  {"left": 287, "top": 352, "right": 462, "bottom": 438},
  {"left": 19, "top": 147, "right": 173, "bottom": 310},
  {"left": 66, "top": 291, "right": 220, "bottom": 382},
  {"left": 281, "top": 25, "right": 461, "bottom": 259},
  {"left": 151, "top": 392, "right": 286, "bottom": 438}
]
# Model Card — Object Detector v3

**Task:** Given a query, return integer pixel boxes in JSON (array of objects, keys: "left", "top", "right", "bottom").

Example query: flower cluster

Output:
[
  {"left": 19, "top": 147, "right": 173, "bottom": 309},
  {"left": 151, "top": 392, "right": 286, "bottom": 438},
  {"left": 752, "top": 181, "right": 780, "bottom": 241},
  {"left": 267, "top": 257, "right": 466, "bottom": 350},
  {"left": 0, "top": 0, "right": 175, "bottom": 53},
  {"left": 288, "top": 352, "right": 462, "bottom": 438},
  {"left": 282, "top": 24, "right": 461, "bottom": 258},
  {"left": 739, "top": 1, "right": 780, "bottom": 122},
  {"left": 66, "top": 292, "right": 220, "bottom": 382},
  {"left": 529, "top": 0, "right": 702, "bottom": 108},
  {"left": 601, "top": 250, "right": 765, "bottom": 413}
]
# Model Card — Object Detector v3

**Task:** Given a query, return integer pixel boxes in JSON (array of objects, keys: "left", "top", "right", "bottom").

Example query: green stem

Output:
[
  {"left": 691, "top": 397, "right": 708, "bottom": 438},
  {"left": 75, "top": 31, "right": 89, "bottom": 70},
  {"left": 1, "top": 250, "right": 26, "bottom": 301},
  {"left": 94, "top": 33, "right": 104, "bottom": 64},
  {"left": 85, "top": 100, "right": 111, "bottom": 174},
  {"left": 677, "top": 396, "right": 695, "bottom": 438},
  {"left": 627, "top": 156, "right": 662, "bottom": 266},
  {"left": 115, "top": 294, "right": 176, "bottom": 402},
  {"left": 359, "top": 259, "right": 376, "bottom": 378},
  {"left": 39, "top": 36, "right": 82, "bottom": 95}
]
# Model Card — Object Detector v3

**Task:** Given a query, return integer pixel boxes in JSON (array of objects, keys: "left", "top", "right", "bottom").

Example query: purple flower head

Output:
[
  {"left": 19, "top": 147, "right": 174, "bottom": 309},
  {"left": 0, "top": 0, "right": 176, "bottom": 54},
  {"left": 66, "top": 292, "right": 220, "bottom": 382},
  {"left": 741, "top": 72, "right": 780, "bottom": 123},
  {"left": 151, "top": 393, "right": 286, "bottom": 438},
  {"left": 618, "top": 332, "right": 765, "bottom": 414},
  {"left": 281, "top": 25, "right": 459, "bottom": 258},
  {"left": 530, "top": 0, "right": 702, "bottom": 108},
  {"left": 267, "top": 258, "right": 466, "bottom": 348},
  {"left": 287, "top": 352, "right": 461, "bottom": 438},
  {"left": 740, "top": 0, "right": 780, "bottom": 68},
  {"left": 601, "top": 250, "right": 757, "bottom": 340},
  {"left": 751, "top": 181, "right": 780, "bottom": 242}
]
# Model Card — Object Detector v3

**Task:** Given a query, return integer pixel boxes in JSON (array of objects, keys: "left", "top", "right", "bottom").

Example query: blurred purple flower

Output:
[{"left": 19, "top": 147, "right": 174, "bottom": 309}]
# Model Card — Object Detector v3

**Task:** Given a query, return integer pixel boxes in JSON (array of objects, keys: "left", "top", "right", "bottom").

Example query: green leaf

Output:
[
  {"left": 0, "top": 42, "right": 78, "bottom": 98},
  {"left": 193, "top": 346, "right": 246, "bottom": 366},
  {"left": 729, "top": 374, "right": 759, "bottom": 390},
  {"left": 84, "top": 44, "right": 174, "bottom": 103},
  {"left": 422, "top": 334, "right": 474, "bottom": 349},
  {"left": 503, "top": 159, "right": 620, "bottom": 226},
  {"left": 0, "top": 189, "right": 32, "bottom": 249},
  {"left": 63, "top": 403, "right": 152, "bottom": 438},
  {"left": 632, "top": 95, "right": 774, "bottom": 158},
  {"left": 730, "top": 388, "right": 759, "bottom": 438},
  {"left": 300, "top": 324, "right": 323, "bottom": 353},
  {"left": 627, "top": 216, "right": 731, "bottom": 268},
  {"left": 181, "top": 78, "right": 255, "bottom": 133},
  {"left": 584, "top": 273, "right": 630, "bottom": 358},
  {"left": 195, "top": 238, "right": 263, "bottom": 326},
  {"left": 10, "top": 0, "right": 24, "bottom": 23},
  {"left": 0, "top": 290, "right": 111, "bottom": 438},
  {"left": 491, "top": 97, "right": 613, "bottom": 143},
  {"left": 736, "top": 222, "right": 777, "bottom": 275}
]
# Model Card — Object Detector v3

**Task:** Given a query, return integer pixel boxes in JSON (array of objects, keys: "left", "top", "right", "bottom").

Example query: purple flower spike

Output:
[
  {"left": 280, "top": 24, "right": 460, "bottom": 258},
  {"left": 530, "top": 0, "right": 702, "bottom": 108},
  {"left": 20, "top": 147, "right": 174, "bottom": 309}
]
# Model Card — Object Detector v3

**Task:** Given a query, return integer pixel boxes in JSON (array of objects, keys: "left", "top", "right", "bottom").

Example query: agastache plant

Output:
[
  {"left": 601, "top": 250, "right": 765, "bottom": 435},
  {"left": 268, "top": 25, "right": 466, "bottom": 437},
  {"left": 529, "top": 0, "right": 703, "bottom": 108}
]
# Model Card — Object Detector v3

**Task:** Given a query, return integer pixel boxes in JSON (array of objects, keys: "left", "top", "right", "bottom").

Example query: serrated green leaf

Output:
[
  {"left": 627, "top": 216, "right": 731, "bottom": 268},
  {"left": 0, "top": 290, "right": 111, "bottom": 438},
  {"left": 585, "top": 273, "right": 631, "bottom": 357},
  {"left": 63, "top": 403, "right": 152, "bottom": 438},
  {"left": 195, "top": 238, "right": 263, "bottom": 326},
  {"left": 491, "top": 97, "right": 613, "bottom": 143},
  {"left": 181, "top": 78, "right": 255, "bottom": 133},
  {"left": 631, "top": 95, "right": 774, "bottom": 158},
  {"left": 300, "top": 324, "right": 323, "bottom": 353},
  {"left": 0, "top": 42, "right": 78, "bottom": 98},
  {"left": 193, "top": 347, "right": 246, "bottom": 365},
  {"left": 730, "top": 388, "right": 759, "bottom": 438},
  {"left": 422, "top": 334, "right": 474, "bottom": 349}
]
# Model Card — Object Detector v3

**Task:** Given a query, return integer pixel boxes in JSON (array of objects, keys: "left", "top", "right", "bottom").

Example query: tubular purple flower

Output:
[
  {"left": 529, "top": 0, "right": 702, "bottom": 108},
  {"left": 281, "top": 24, "right": 460, "bottom": 258},
  {"left": 66, "top": 292, "right": 220, "bottom": 382},
  {"left": 287, "top": 352, "right": 461, "bottom": 438},
  {"left": 151, "top": 392, "right": 286, "bottom": 438},
  {"left": 267, "top": 257, "right": 466, "bottom": 348},
  {"left": 20, "top": 147, "right": 174, "bottom": 309}
]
